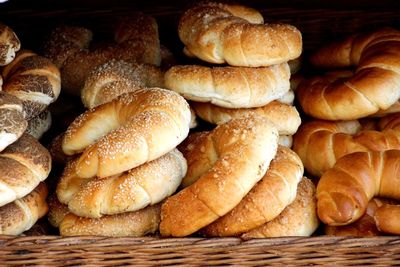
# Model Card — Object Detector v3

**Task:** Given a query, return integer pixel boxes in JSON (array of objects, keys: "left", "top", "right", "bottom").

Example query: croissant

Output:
[
  {"left": 317, "top": 150, "right": 400, "bottom": 225},
  {"left": 293, "top": 115, "right": 400, "bottom": 177},
  {"left": 297, "top": 28, "right": 400, "bottom": 120}
]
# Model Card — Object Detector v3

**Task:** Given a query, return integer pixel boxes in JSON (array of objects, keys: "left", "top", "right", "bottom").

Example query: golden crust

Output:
[{"left": 160, "top": 115, "right": 279, "bottom": 237}]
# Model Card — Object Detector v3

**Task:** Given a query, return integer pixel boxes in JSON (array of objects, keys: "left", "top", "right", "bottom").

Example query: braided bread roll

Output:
[
  {"left": 160, "top": 116, "right": 279, "bottom": 237},
  {"left": 298, "top": 28, "right": 400, "bottom": 120},
  {"left": 241, "top": 177, "right": 318, "bottom": 238},
  {"left": 0, "top": 183, "right": 48, "bottom": 235},
  {"left": 0, "top": 91, "right": 27, "bottom": 151},
  {"left": 317, "top": 150, "right": 400, "bottom": 225},
  {"left": 201, "top": 146, "right": 303, "bottom": 236},
  {"left": 0, "top": 23, "right": 20, "bottom": 66},
  {"left": 0, "top": 133, "right": 51, "bottom": 207},
  {"left": 293, "top": 116, "right": 400, "bottom": 177},
  {"left": 165, "top": 64, "right": 290, "bottom": 108},
  {"left": 62, "top": 88, "right": 191, "bottom": 178},
  {"left": 179, "top": 2, "right": 302, "bottom": 67},
  {"left": 2, "top": 50, "right": 61, "bottom": 119},
  {"left": 57, "top": 149, "right": 186, "bottom": 218},
  {"left": 192, "top": 100, "right": 301, "bottom": 135},
  {"left": 81, "top": 60, "right": 164, "bottom": 109},
  {"left": 48, "top": 195, "right": 161, "bottom": 237}
]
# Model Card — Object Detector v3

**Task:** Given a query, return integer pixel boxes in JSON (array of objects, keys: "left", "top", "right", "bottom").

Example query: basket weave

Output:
[{"left": 1, "top": 236, "right": 400, "bottom": 266}]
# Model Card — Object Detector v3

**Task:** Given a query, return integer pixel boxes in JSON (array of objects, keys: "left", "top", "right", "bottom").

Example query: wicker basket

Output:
[{"left": 1, "top": 1, "right": 400, "bottom": 265}]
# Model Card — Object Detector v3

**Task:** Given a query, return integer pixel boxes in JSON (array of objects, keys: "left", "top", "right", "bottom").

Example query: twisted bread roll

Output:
[
  {"left": 48, "top": 195, "right": 161, "bottom": 237},
  {"left": 0, "top": 23, "right": 20, "bottom": 66},
  {"left": 2, "top": 50, "right": 61, "bottom": 119},
  {"left": 26, "top": 109, "right": 51, "bottom": 139},
  {"left": 192, "top": 100, "right": 301, "bottom": 135},
  {"left": 293, "top": 117, "right": 400, "bottom": 177},
  {"left": 241, "top": 177, "right": 318, "bottom": 238},
  {"left": 160, "top": 116, "right": 279, "bottom": 237},
  {"left": 0, "top": 133, "right": 51, "bottom": 207},
  {"left": 179, "top": 2, "right": 302, "bottom": 66},
  {"left": 43, "top": 26, "right": 93, "bottom": 68},
  {"left": 298, "top": 28, "right": 400, "bottom": 120},
  {"left": 0, "top": 91, "right": 27, "bottom": 151},
  {"left": 62, "top": 88, "right": 191, "bottom": 178},
  {"left": 201, "top": 146, "right": 303, "bottom": 236},
  {"left": 317, "top": 150, "right": 400, "bottom": 225},
  {"left": 165, "top": 64, "right": 290, "bottom": 108},
  {"left": 57, "top": 149, "right": 186, "bottom": 218},
  {"left": 81, "top": 60, "right": 164, "bottom": 109},
  {"left": 325, "top": 198, "right": 395, "bottom": 236},
  {"left": 0, "top": 183, "right": 48, "bottom": 235}
]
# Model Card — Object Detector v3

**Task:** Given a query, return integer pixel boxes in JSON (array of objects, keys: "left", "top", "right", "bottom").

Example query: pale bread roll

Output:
[
  {"left": 165, "top": 64, "right": 290, "bottom": 109},
  {"left": 48, "top": 195, "right": 161, "bottom": 237},
  {"left": 191, "top": 100, "right": 300, "bottom": 135},
  {"left": 0, "top": 22, "right": 20, "bottom": 66},
  {"left": 57, "top": 149, "right": 187, "bottom": 218},
  {"left": 62, "top": 88, "right": 191, "bottom": 178}
]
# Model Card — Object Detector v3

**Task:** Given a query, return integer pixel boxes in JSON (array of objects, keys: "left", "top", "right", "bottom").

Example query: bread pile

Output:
[
  {"left": 48, "top": 88, "right": 192, "bottom": 236},
  {"left": 43, "top": 14, "right": 164, "bottom": 97},
  {"left": 294, "top": 28, "right": 400, "bottom": 236},
  {"left": 159, "top": 2, "right": 318, "bottom": 238},
  {"left": 0, "top": 23, "right": 56, "bottom": 235}
]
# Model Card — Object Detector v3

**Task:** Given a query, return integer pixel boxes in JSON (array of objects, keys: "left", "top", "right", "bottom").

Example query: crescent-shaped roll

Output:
[
  {"left": 165, "top": 64, "right": 290, "bottom": 109},
  {"left": 201, "top": 146, "right": 303, "bottom": 236},
  {"left": 57, "top": 149, "right": 187, "bottom": 218},
  {"left": 62, "top": 88, "right": 191, "bottom": 178},
  {"left": 160, "top": 115, "right": 279, "bottom": 237}
]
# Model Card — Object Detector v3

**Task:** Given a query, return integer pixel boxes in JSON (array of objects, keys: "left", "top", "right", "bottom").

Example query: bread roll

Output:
[
  {"left": 2, "top": 50, "right": 61, "bottom": 119},
  {"left": 241, "top": 177, "right": 318, "bottom": 238},
  {"left": 0, "top": 133, "right": 51, "bottom": 207},
  {"left": 81, "top": 60, "right": 164, "bottom": 109},
  {"left": 0, "top": 91, "right": 27, "bottom": 152},
  {"left": 298, "top": 28, "right": 400, "bottom": 120},
  {"left": 0, "top": 22, "right": 20, "bottom": 66},
  {"left": 317, "top": 150, "right": 400, "bottom": 225},
  {"left": 374, "top": 204, "right": 400, "bottom": 235},
  {"left": 293, "top": 116, "right": 400, "bottom": 177},
  {"left": 63, "top": 88, "right": 191, "bottom": 178},
  {"left": 160, "top": 115, "right": 279, "bottom": 237},
  {"left": 201, "top": 146, "right": 303, "bottom": 236},
  {"left": 192, "top": 100, "right": 301, "bottom": 135},
  {"left": 0, "top": 183, "right": 48, "bottom": 235},
  {"left": 57, "top": 149, "right": 186, "bottom": 218},
  {"left": 325, "top": 198, "right": 395, "bottom": 236},
  {"left": 165, "top": 64, "right": 290, "bottom": 109},
  {"left": 48, "top": 195, "right": 161, "bottom": 237},
  {"left": 278, "top": 135, "right": 293, "bottom": 148},
  {"left": 179, "top": 2, "right": 302, "bottom": 67}
]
